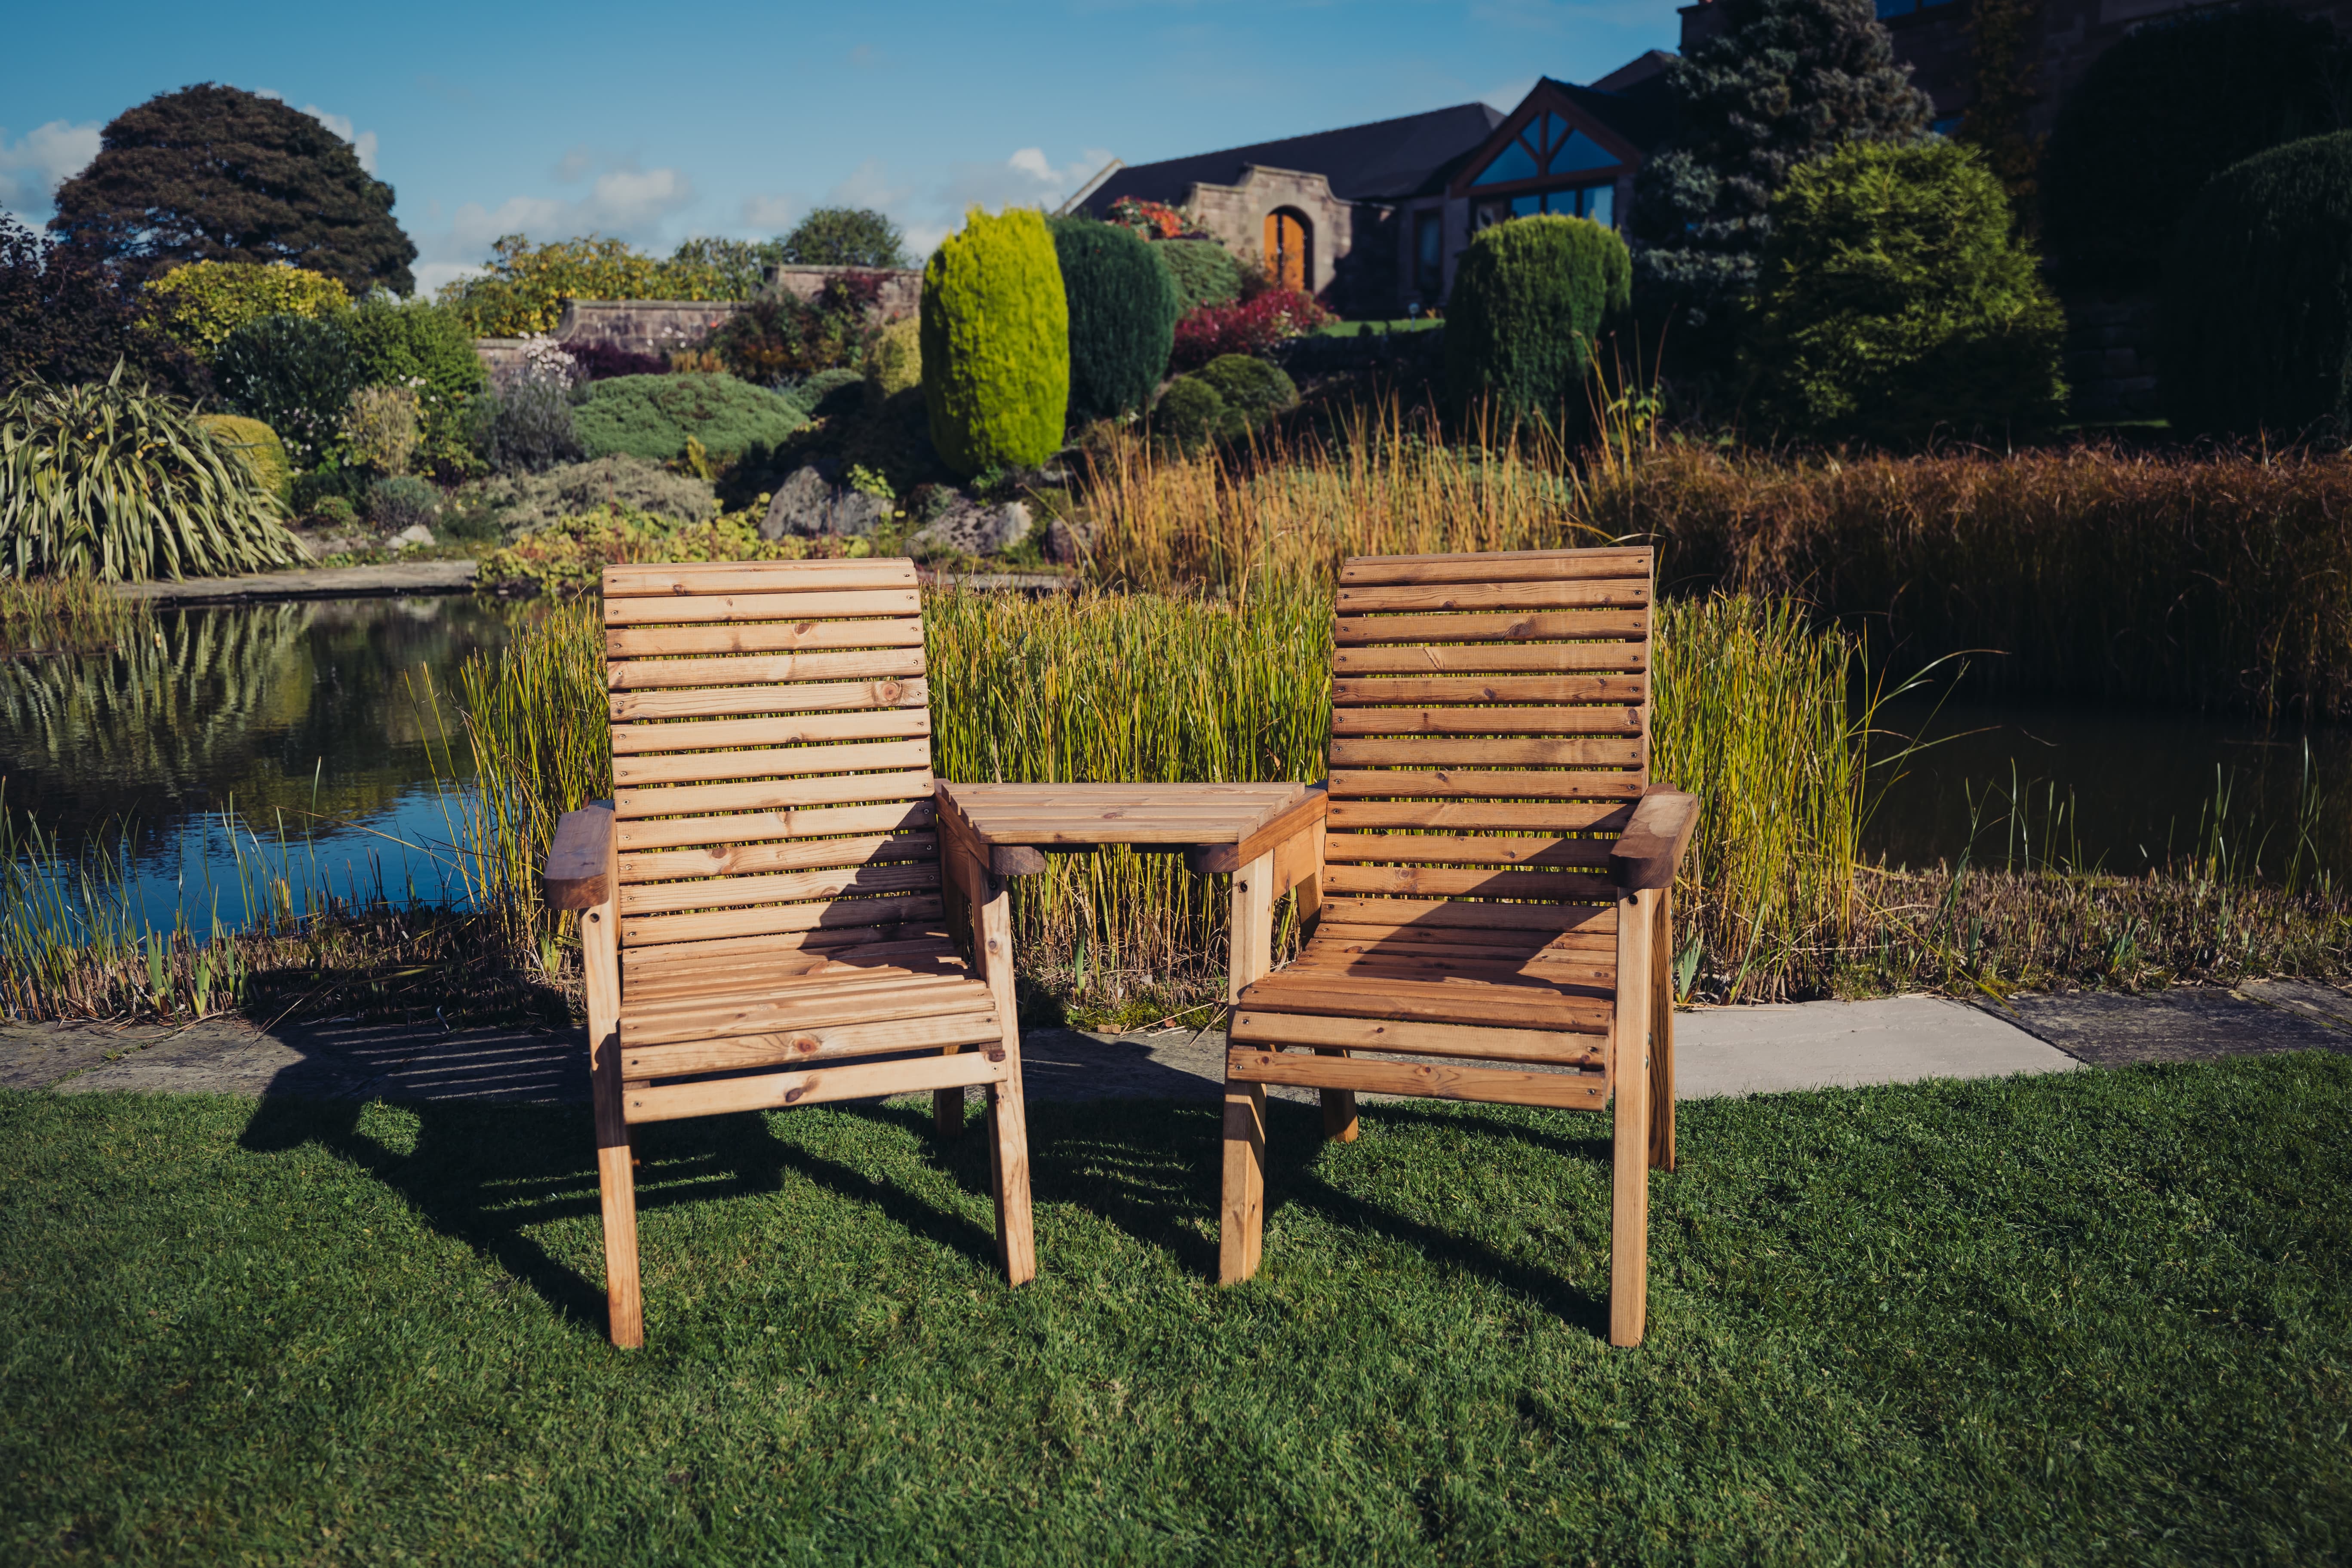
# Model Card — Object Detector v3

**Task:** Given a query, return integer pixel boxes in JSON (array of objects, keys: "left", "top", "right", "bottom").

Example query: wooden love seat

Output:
[
  {"left": 541, "top": 557, "right": 1033, "bottom": 1349},
  {"left": 1219, "top": 545, "right": 1697, "bottom": 1347}
]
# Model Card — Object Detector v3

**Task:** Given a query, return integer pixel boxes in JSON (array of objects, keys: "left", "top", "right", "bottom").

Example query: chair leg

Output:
[
  {"left": 582, "top": 901, "right": 642, "bottom": 1350},
  {"left": 1314, "top": 1049, "right": 1359, "bottom": 1142},
  {"left": 932, "top": 1085, "right": 966, "bottom": 1138},
  {"left": 591, "top": 1031, "right": 643, "bottom": 1350},
  {"left": 1650, "top": 885, "right": 1676, "bottom": 1174},
  {"left": 985, "top": 1075, "right": 1036, "bottom": 1286},
  {"left": 1610, "top": 889, "right": 1656, "bottom": 1349},
  {"left": 1219, "top": 1079, "right": 1267, "bottom": 1283}
]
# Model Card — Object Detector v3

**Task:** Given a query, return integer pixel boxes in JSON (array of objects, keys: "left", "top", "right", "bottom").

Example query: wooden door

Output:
[{"left": 1263, "top": 210, "right": 1309, "bottom": 292}]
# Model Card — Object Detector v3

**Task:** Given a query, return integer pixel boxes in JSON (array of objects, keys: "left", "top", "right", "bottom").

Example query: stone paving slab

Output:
[
  {"left": 9, "top": 983, "right": 2343, "bottom": 1111},
  {"left": 114, "top": 560, "right": 477, "bottom": 603}
]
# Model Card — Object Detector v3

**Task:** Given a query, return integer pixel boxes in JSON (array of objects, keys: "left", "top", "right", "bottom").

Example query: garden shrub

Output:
[
  {"left": 472, "top": 378, "right": 584, "bottom": 474},
  {"left": 307, "top": 494, "right": 357, "bottom": 531},
  {"left": 566, "top": 341, "right": 668, "bottom": 381},
  {"left": 212, "top": 312, "right": 362, "bottom": 468},
  {"left": 2041, "top": 5, "right": 2339, "bottom": 290},
  {"left": 477, "top": 507, "right": 819, "bottom": 597},
  {"left": 341, "top": 385, "right": 420, "bottom": 476},
  {"left": 869, "top": 316, "right": 922, "bottom": 398},
  {"left": 1170, "top": 289, "right": 1332, "bottom": 372},
  {"left": 572, "top": 372, "right": 808, "bottom": 464},
  {"left": 704, "top": 275, "right": 883, "bottom": 384},
  {"left": 0, "top": 215, "right": 206, "bottom": 397},
  {"left": 1443, "top": 215, "right": 1629, "bottom": 426},
  {"left": 1743, "top": 141, "right": 2066, "bottom": 443},
  {"left": 1049, "top": 217, "right": 1181, "bottom": 423},
  {"left": 1150, "top": 376, "right": 1231, "bottom": 450},
  {"left": 366, "top": 475, "right": 440, "bottom": 534},
  {"left": 345, "top": 296, "right": 487, "bottom": 470},
  {"left": 452, "top": 455, "right": 718, "bottom": 537},
  {"left": 0, "top": 366, "right": 300, "bottom": 579},
  {"left": 921, "top": 208, "right": 1069, "bottom": 476},
  {"left": 1193, "top": 355, "right": 1297, "bottom": 426},
  {"left": 193, "top": 415, "right": 291, "bottom": 505},
  {"left": 2161, "top": 131, "right": 2352, "bottom": 442},
  {"left": 1156, "top": 239, "right": 1244, "bottom": 314},
  {"left": 794, "top": 367, "right": 868, "bottom": 418},
  {"left": 291, "top": 466, "right": 369, "bottom": 517},
  {"left": 141, "top": 260, "right": 349, "bottom": 360}
]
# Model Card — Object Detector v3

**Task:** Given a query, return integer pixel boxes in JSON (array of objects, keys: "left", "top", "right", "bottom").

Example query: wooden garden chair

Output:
[
  {"left": 1219, "top": 544, "right": 1696, "bottom": 1347},
  {"left": 541, "top": 557, "right": 1033, "bottom": 1349}
]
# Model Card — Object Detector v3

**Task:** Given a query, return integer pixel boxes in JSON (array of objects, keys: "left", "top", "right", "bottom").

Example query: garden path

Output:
[
  {"left": 6, "top": 984, "right": 2345, "bottom": 1106},
  {"left": 114, "top": 560, "right": 477, "bottom": 603}
]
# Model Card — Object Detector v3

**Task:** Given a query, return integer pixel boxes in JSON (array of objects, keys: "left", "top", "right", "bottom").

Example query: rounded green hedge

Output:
[
  {"left": 2040, "top": 5, "right": 2339, "bottom": 289},
  {"left": 572, "top": 374, "right": 809, "bottom": 464},
  {"left": 1744, "top": 141, "right": 2066, "bottom": 443},
  {"left": 1156, "top": 239, "right": 1244, "bottom": 313},
  {"left": 194, "top": 414, "right": 292, "bottom": 506},
  {"left": 1442, "top": 215, "right": 1628, "bottom": 427},
  {"left": 2161, "top": 132, "right": 2352, "bottom": 442},
  {"left": 921, "top": 208, "right": 1069, "bottom": 477},
  {"left": 1193, "top": 355, "right": 1297, "bottom": 425},
  {"left": 1049, "top": 217, "right": 1180, "bottom": 423}
]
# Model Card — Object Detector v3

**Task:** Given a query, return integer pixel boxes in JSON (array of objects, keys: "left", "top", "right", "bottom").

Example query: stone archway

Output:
[{"left": 1263, "top": 207, "right": 1312, "bottom": 292}]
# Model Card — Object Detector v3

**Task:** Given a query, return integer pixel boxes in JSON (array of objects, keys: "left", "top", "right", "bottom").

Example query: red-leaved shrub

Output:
[{"left": 1170, "top": 290, "right": 1334, "bottom": 371}]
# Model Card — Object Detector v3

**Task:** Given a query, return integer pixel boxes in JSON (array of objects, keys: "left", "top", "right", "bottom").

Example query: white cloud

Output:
[
  {"left": 409, "top": 158, "right": 700, "bottom": 298},
  {"left": 0, "top": 120, "right": 101, "bottom": 224},
  {"left": 298, "top": 105, "right": 379, "bottom": 174},
  {"left": 933, "top": 145, "right": 1116, "bottom": 227},
  {"left": 741, "top": 191, "right": 801, "bottom": 230},
  {"left": 553, "top": 145, "right": 596, "bottom": 184}
]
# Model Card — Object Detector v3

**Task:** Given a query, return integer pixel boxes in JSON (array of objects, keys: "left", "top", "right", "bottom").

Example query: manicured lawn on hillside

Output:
[{"left": 3, "top": 1056, "right": 2347, "bottom": 1565}]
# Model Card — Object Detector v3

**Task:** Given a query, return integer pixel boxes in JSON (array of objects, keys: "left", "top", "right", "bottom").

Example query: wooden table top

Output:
[{"left": 934, "top": 781, "right": 1327, "bottom": 875}]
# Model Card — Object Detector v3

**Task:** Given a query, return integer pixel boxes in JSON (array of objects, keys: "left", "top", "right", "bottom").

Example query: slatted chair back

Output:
[
  {"left": 1321, "top": 543, "right": 1655, "bottom": 1090},
  {"left": 1221, "top": 544, "right": 1693, "bottom": 1348},
  {"left": 546, "top": 556, "right": 1035, "bottom": 1350},
  {"left": 603, "top": 558, "right": 943, "bottom": 978}
]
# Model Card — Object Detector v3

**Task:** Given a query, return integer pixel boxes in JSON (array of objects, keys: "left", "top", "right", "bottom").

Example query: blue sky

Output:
[{"left": 0, "top": 0, "right": 1682, "bottom": 296}]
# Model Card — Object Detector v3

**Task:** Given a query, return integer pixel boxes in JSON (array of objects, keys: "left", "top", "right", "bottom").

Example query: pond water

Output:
[
  {"left": 1863, "top": 695, "right": 2352, "bottom": 885},
  {"left": 7, "top": 594, "right": 2349, "bottom": 939},
  {"left": 0, "top": 594, "right": 517, "bottom": 932}
]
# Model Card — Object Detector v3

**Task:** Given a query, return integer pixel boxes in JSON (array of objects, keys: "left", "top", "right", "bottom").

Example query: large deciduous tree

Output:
[
  {"left": 48, "top": 84, "right": 416, "bottom": 295},
  {"left": 780, "top": 207, "right": 910, "bottom": 270},
  {"left": 1629, "top": 0, "right": 1932, "bottom": 375}
]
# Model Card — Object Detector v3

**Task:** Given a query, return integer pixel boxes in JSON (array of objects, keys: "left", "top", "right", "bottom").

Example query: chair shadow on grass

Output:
[
  {"left": 237, "top": 1084, "right": 1612, "bottom": 1342},
  {"left": 1008, "top": 1095, "right": 1615, "bottom": 1337}
]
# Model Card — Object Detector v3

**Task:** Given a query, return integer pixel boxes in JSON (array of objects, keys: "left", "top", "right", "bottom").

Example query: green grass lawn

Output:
[
  {"left": 1314, "top": 317, "right": 1443, "bottom": 336},
  {"left": 3, "top": 1056, "right": 2348, "bottom": 1565}
]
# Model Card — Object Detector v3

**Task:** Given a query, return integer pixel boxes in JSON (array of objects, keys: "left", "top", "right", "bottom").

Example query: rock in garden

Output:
[
  {"left": 388, "top": 523, "right": 436, "bottom": 550},
  {"left": 910, "top": 498, "right": 1031, "bottom": 559},
  {"left": 759, "top": 464, "right": 891, "bottom": 539},
  {"left": 1045, "top": 515, "right": 1091, "bottom": 566}
]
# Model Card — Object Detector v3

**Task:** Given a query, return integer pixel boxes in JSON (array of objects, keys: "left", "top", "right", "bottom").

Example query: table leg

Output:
[{"left": 1226, "top": 851, "right": 1275, "bottom": 1004}]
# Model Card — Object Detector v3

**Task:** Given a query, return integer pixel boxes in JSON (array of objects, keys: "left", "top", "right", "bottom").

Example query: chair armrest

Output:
[
  {"left": 543, "top": 802, "right": 617, "bottom": 910},
  {"left": 1610, "top": 789, "right": 1698, "bottom": 892},
  {"left": 1184, "top": 783, "right": 1329, "bottom": 876}
]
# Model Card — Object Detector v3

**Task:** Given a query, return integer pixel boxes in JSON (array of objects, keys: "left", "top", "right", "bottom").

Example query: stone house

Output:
[{"left": 1076, "top": 75, "right": 1676, "bottom": 316}]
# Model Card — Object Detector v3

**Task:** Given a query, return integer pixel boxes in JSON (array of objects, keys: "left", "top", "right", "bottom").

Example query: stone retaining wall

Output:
[{"left": 474, "top": 267, "right": 921, "bottom": 381}]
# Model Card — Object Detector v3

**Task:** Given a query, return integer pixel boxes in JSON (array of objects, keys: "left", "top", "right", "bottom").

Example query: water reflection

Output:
[
  {"left": 0, "top": 594, "right": 523, "bottom": 928},
  {"left": 1865, "top": 696, "right": 2352, "bottom": 882}
]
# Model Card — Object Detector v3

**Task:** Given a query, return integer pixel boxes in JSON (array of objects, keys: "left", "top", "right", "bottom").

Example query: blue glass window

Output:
[
  {"left": 1511, "top": 194, "right": 1543, "bottom": 218},
  {"left": 1875, "top": 0, "right": 1915, "bottom": 15},
  {"left": 1583, "top": 183, "right": 1614, "bottom": 228},
  {"left": 1549, "top": 129, "right": 1617, "bottom": 173},
  {"left": 1474, "top": 138, "right": 1541, "bottom": 186}
]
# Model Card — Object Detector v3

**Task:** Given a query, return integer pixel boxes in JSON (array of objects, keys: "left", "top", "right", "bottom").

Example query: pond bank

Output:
[{"left": 113, "top": 561, "right": 478, "bottom": 603}]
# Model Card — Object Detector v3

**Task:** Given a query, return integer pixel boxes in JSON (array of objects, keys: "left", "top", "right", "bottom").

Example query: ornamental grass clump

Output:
[
  {"left": 0, "top": 366, "right": 301, "bottom": 580},
  {"left": 921, "top": 207, "right": 1069, "bottom": 475}
]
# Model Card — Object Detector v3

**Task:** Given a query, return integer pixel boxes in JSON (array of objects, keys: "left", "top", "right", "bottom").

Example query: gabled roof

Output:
[
  {"left": 1543, "top": 75, "right": 1675, "bottom": 154},
  {"left": 1081, "top": 102, "right": 1508, "bottom": 212}
]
